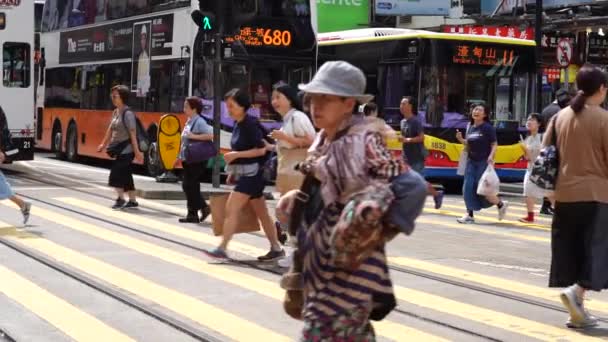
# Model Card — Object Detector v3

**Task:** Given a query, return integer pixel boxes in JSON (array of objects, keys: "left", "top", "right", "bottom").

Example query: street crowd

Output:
[{"left": 2, "top": 62, "right": 608, "bottom": 340}]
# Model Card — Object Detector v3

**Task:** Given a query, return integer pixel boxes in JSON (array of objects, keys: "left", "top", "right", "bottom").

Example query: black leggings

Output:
[
  {"left": 109, "top": 153, "right": 135, "bottom": 191},
  {"left": 182, "top": 161, "right": 209, "bottom": 212}
]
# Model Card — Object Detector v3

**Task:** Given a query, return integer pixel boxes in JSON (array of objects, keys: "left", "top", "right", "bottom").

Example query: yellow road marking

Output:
[
  {"left": 424, "top": 208, "right": 550, "bottom": 231},
  {"left": 0, "top": 210, "right": 289, "bottom": 341},
  {"left": 32, "top": 200, "right": 441, "bottom": 341},
  {"left": 57, "top": 197, "right": 268, "bottom": 257},
  {"left": 390, "top": 257, "right": 608, "bottom": 314},
  {"left": 417, "top": 217, "right": 549, "bottom": 243},
  {"left": 395, "top": 286, "right": 603, "bottom": 342},
  {"left": 19, "top": 200, "right": 590, "bottom": 340},
  {"left": 427, "top": 203, "right": 552, "bottom": 223},
  {"left": 0, "top": 243, "right": 134, "bottom": 342}
]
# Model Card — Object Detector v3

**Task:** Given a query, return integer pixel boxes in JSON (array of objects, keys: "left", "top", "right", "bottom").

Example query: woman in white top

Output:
[
  {"left": 519, "top": 113, "right": 553, "bottom": 223},
  {"left": 268, "top": 84, "right": 316, "bottom": 267},
  {"left": 269, "top": 84, "right": 316, "bottom": 192}
]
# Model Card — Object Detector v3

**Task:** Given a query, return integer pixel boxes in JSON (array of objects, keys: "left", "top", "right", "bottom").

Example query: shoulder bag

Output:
[
  {"left": 184, "top": 115, "right": 216, "bottom": 163},
  {"left": 276, "top": 115, "right": 309, "bottom": 194},
  {"left": 529, "top": 116, "right": 560, "bottom": 190}
]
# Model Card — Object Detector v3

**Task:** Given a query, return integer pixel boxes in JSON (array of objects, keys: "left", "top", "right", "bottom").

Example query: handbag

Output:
[
  {"left": 106, "top": 139, "right": 130, "bottom": 158},
  {"left": 529, "top": 116, "right": 559, "bottom": 190},
  {"left": 276, "top": 147, "right": 307, "bottom": 194},
  {"left": 185, "top": 141, "right": 216, "bottom": 163},
  {"left": 208, "top": 194, "right": 260, "bottom": 236}
]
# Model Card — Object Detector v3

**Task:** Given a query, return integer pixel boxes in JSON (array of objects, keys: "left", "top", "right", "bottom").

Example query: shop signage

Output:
[
  {"left": 376, "top": 0, "right": 450, "bottom": 16},
  {"left": 443, "top": 25, "right": 534, "bottom": 40},
  {"left": 59, "top": 14, "right": 173, "bottom": 64}
]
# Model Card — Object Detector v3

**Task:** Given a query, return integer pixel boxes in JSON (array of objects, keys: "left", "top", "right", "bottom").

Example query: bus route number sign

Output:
[{"left": 226, "top": 27, "right": 293, "bottom": 48}]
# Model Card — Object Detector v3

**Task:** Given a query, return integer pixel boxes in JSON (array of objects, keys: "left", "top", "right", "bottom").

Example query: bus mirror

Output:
[{"left": 178, "top": 59, "right": 186, "bottom": 75}]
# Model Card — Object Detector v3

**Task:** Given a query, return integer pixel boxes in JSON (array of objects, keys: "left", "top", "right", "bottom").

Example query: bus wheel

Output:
[
  {"left": 145, "top": 142, "right": 164, "bottom": 177},
  {"left": 53, "top": 130, "right": 65, "bottom": 160},
  {"left": 66, "top": 125, "right": 78, "bottom": 162}
]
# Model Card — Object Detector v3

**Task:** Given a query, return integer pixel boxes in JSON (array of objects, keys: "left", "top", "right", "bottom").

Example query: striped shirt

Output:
[{"left": 301, "top": 125, "right": 404, "bottom": 320}]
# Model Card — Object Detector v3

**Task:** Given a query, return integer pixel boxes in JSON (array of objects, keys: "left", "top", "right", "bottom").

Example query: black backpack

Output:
[{"left": 121, "top": 108, "right": 150, "bottom": 153}]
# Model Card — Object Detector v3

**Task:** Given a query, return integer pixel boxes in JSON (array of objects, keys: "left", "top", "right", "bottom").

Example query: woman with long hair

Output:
[
  {"left": 455, "top": 104, "right": 508, "bottom": 224},
  {"left": 548, "top": 65, "right": 608, "bottom": 329},
  {"left": 204, "top": 89, "right": 284, "bottom": 261},
  {"left": 176, "top": 97, "right": 214, "bottom": 223}
]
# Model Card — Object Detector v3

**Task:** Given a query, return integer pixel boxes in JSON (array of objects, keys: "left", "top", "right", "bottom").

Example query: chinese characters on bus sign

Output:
[
  {"left": 443, "top": 25, "right": 534, "bottom": 40},
  {"left": 452, "top": 45, "right": 516, "bottom": 66},
  {"left": 0, "top": 0, "right": 20, "bottom": 8},
  {"left": 226, "top": 27, "right": 293, "bottom": 48}
]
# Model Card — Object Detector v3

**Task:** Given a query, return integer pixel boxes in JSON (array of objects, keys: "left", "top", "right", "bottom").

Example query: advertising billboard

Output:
[
  {"left": 375, "top": 0, "right": 451, "bottom": 16},
  {"left": 316, "top": 0, "right": 370, "bottom": 33},
  {"left": 484, "top": 0, "right": 602, "bottom": 15}
]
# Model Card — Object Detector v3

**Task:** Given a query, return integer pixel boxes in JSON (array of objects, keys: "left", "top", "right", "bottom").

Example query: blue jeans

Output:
[{"left": 463, "top": 159, "right": 493, "bottom": 212}]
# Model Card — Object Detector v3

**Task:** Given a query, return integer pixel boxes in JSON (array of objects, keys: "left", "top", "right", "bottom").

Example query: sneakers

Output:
[
  {"left": 258, "top": 249, "right": 286, "bottom": 262},
  {"left": 278, "top": 250, "right": 294, "bottom": 268},
  {"left": 540, "top": 205, "right": 554, "bottom": 216},
  {"left": 21, "top": 202, "right": 31, "bottom": 225},
  {"left": 203, "top": 247, "right": 229, "bottom": 260},
  {"left": 498, "top": 201, "right": 509, "bottom": 221},
  {"left": 200, "top": 207, "right": 211, "bottom": 222},
  {"left": 433, "top": 190, "right": 444, "bottom": 210},
  {"left": 457, "top": 215, "right": 475, "bottom": 224},
  {"left": 560, "top": 286, "right": 589, "bottom": 326},
  {"left": 112, "top": 198, "right": 126, "bottom": 210},
  {"left": 519, "top": 217, "right": 534, "bottom": 223},
  {"left": 566, "top": 315, "right": 599, "bottom": 329},
  {"left": 123, "top": 201, "right": 139, "bottom": 209}
]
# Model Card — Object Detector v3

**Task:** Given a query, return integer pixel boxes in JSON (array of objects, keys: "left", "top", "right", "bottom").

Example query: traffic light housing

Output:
[{"left": 191, "top": 9, "right": 215, "bottom": 32}]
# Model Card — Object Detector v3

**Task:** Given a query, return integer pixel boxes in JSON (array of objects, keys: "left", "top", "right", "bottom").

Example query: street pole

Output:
[
  {"left": 535, "top": 0, "right": 543, "bottom": 113},
  {"left": 211, "top": 3, "right": 226, "bottom": 189}
]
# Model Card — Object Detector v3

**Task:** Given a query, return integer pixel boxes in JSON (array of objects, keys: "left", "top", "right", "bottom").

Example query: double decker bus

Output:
[
  {"left": 36, "top": 0, "right": 315, "bottom": 175},
  {"left": 0, "top": 0, "right": 36, "bottom": 161},
  {"left": 318, "top": 28, "right": 536, "bottom": 182}
]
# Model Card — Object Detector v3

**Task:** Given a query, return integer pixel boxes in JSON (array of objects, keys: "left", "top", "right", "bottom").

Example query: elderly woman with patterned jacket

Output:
[{"left": 280, "top": 61, "right": 403, "bottom": 341}]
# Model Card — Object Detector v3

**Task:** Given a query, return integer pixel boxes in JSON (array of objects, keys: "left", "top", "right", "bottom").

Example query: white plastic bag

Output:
[
  {"left": 456, "top": 150, "right": 468, "bottom": 176},
  {"left": 476, "top": 165, "right": 500, "bottom": 197}
]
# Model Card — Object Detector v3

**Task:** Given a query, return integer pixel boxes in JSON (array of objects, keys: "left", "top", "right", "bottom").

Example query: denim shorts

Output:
[
  {"left": 234, "top": 169, "right": 265, "bottom": 199},
  {"left": 0, "top": 170, "right": 15, "bottom": 200}
]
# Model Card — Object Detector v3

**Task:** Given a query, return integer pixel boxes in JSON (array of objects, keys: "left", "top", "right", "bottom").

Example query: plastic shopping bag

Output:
[{"left": 476, "top": 165, "right": 500, "bottom": 197}]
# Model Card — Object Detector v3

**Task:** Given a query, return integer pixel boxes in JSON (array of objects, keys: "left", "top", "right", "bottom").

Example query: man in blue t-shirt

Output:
[{"left": 398, "top": 96, "right": 443, "bottom": 209}]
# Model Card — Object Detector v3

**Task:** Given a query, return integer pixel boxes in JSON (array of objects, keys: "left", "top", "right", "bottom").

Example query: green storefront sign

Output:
[{"left": 316, "top": 0, "right": 370, "bottom": 33}]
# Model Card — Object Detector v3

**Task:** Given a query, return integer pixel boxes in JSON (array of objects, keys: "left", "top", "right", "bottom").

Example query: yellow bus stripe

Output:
[
  {"left": 0, "top": 248, "right": 135, "bottom": 342},
  {"left": 29, "top": 200, "right": 441, "bottom": 341},
  {"left": 0, "top": 209, "right": 289, "bottom": 342},
  {"left": 395, "top": 286, "right": 602, "bottom": 342},
  {"left": 391, "top": 257, "right": 608, "bottom": 314}
]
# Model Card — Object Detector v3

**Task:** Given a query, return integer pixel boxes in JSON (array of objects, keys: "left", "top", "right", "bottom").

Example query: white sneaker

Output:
[
  {"left": 278, "top": 250, "right": 294, "bottom": 268},
  {"left": 561, "top": 286, "right": 586, "bottom": 324},
  {"left": 566, "top": 314, "right": 599, "bottom": 329},
  {"left": 498, "top": 201, "right": 509, "bottom": 221},
  {"left": 457, "top": 215, "right": 475, "bottom": 224}
]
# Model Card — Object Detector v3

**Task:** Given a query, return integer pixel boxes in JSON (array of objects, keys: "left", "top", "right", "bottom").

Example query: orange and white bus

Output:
[
  {"left": 1, "top": 0, "right": 36, "bottom": 161},
  {"left": 36, "top": 0, "right": 315, "bottom": 175}
]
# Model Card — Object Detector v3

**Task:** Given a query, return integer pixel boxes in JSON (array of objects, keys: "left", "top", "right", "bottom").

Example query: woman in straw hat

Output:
[{"left": 280, "top": 61, "right": 403, "bottom": 340}]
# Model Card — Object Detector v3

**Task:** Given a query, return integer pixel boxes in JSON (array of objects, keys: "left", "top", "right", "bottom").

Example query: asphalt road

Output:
[{"left": 0, "top": 154, "right": 606, "bottom": 341}]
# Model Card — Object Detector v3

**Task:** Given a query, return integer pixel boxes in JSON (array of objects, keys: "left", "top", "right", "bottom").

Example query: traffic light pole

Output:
[
  {"left": 212, "top": 33, "right": 222, "bottom": 188},
  {"left": 535, "top": 0, "right": 543, "bottom": 113}
]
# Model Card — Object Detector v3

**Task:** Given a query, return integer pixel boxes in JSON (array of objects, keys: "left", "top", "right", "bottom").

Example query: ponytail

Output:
[{"left": 570, "top": 90, "right": 587, "bottom": 114}]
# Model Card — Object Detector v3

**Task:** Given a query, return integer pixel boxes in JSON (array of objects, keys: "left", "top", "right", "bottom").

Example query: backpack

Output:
[{"left": 121, "top": 108, "right": 150, "bottom": 153}]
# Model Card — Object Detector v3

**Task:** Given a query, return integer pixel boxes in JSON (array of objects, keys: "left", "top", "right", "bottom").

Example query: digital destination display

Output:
[
  {"left": 452, "top": 45, "right": 516, "bottom": 66},
  {"left": 226, "top": 26, "right": 293, "bottom": 48}
]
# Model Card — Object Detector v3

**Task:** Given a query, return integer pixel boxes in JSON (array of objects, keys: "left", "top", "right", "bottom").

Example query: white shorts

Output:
[{"left": 523, "top": 170, "right": 550, "bottom": 199}]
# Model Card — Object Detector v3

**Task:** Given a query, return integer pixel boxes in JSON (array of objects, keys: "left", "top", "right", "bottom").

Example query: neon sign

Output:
[
  {"left": 226, "top": 27, "right": 293, "bottom": 48},
  {"left": 452, "top": 45, "right": 516, "bottom": 66}
]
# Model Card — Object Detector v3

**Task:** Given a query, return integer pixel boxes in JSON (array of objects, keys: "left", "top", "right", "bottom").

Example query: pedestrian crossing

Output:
[{"left": 0, "top": 195, "right": 602, "bottom": 342}]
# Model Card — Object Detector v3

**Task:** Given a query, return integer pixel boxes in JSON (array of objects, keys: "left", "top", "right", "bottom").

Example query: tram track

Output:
[{"left": 10, "top": 175, "right": 597, "bottom": 341}]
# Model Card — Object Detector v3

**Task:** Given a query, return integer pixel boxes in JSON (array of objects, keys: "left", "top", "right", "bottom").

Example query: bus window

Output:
[{"left": 3, "top": 43, "right": 31, "bottom": 88}]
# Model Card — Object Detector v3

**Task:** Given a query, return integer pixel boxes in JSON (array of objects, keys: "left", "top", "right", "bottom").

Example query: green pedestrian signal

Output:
[{"left": 202, "top": 16, "right": 212, "bottom": 31}]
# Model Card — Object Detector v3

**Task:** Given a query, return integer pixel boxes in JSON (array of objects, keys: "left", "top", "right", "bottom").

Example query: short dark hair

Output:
[
  {"left": 186, "top": 96, "right": 203, "bottom": 114},
  {"left": 571, "top": 65, "right": 608, "bottom": 114},
  {"left": 274, "top": 85, "right": 302, "bottom": 111},
  {"left": 528, "top": 113, "right": 542, "bottom": 123},
  {"left": 362, "top": 102, "right": 378, "bottom": 116},
  {"left": 111, "top": 85, "right": 130, "bottom": 104},
  {"left": 224, "top": 88, "right": 251, "bottom": 111},
  {"left": 470, "top": 104, "right": 491, "bottom": 124},
  {"left": 401, "top": 96, "right": 418, "bottom": 115}
]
